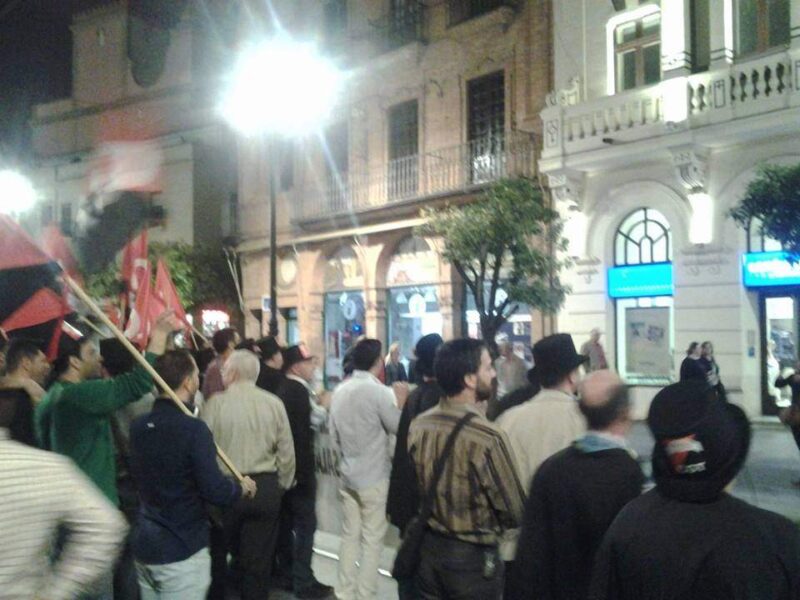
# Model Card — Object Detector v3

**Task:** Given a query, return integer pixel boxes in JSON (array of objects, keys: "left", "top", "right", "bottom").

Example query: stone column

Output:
[
  {"left": 792, "top": 0, "right": 800, "bottom": 48},
  {"left": 660, "top": 0, "right": 693, "bottom": 78},
  {"left": 364, "top": 287, "right": 387, "bottom": 342},
  {"left": 709, "top": 0, "right": 734, "bottom": 68}
]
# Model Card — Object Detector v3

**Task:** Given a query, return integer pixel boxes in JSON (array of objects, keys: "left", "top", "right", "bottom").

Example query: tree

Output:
[
  {"left": 418, "top": 177, "right": 569, "bottom": 356},
  {"left": 730, "top": 164, "right": 800, "bottom": 261},
  {"left": 86, "top": 241, "right": 240, "bottom": 313}
]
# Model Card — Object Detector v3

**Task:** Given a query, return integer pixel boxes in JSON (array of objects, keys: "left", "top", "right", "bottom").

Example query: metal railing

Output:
[
  {"left": 448, "top": 0, "right": 514, "bottom": 26},
  {"left": 388, "top": 1, "right": 424, "bottom": 48},
  {"left": 293, "top": 131, "right": 536, "bottom": 222}
]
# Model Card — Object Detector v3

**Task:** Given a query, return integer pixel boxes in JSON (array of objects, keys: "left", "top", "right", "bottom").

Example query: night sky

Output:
[{"left": 0, "top": 0, "right": 73, "bottom": 164}]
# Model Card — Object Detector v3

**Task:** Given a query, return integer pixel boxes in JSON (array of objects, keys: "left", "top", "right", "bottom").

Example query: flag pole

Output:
[{"left": 63, "top": 273, "right": 245, "bottom": 482}]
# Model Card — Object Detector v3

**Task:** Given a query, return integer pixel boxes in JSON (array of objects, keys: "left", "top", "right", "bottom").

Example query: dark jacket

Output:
[
  {"left": 589, "top": 490, "right": 800, "bottom": 600},
  {"left": 512, "top": 443, "right": 643, "bottom": 600},
  {"left": 775, "top": 374, "right": 800, "bottom": 407},
  {"left": 256, "top": 364, "right": 284, "bottom": 395},
  {"left": 129, "top": 398, "right": 241, "bottom": 565},
  {"left": 679, "top": 356, "right": 706, "bottom": 383},
  {"left": 385, "top": 361, "right": 407, "bottom": 386},
  {"left": 387, "top": 379, "right": 442, "bottom": 532},
  {"left": 488, "top": 368, "right": 540, "bottom": 422},
  {"left": 276, "top": 377, "right": 315, "bottom": 488}
]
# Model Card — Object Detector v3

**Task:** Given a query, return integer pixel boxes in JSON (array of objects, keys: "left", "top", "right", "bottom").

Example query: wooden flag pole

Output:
[{"left": 63, "top": 274, "right": 244, "bottom": 482}]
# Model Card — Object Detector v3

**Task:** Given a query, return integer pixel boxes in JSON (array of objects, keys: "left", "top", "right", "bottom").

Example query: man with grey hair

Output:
[
  {"left": 580, "top": 328, "right": 608, "bottom": 372},
  {"left": 202, "top": 350, "right": 295, "bottom": 600},
  {"left": 509, "top": 370, "right": 643, "bottom": 600}
]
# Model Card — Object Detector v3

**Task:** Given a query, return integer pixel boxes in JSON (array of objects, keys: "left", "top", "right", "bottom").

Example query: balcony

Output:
[
  {"left": 540, "top": 47, "right": 800, "bottom": 166},
  {"left": 292, "top": 131, "right": 536, "bottom": 223}
]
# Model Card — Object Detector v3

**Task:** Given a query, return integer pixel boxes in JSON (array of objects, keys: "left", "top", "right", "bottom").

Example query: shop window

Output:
[
  {"left": 388, "top": 100, "right": 419, "bottom": 200},
  {"left": 281, "top": 307, "right": 299, "bottom": 346},
  {"left": 613, "top": 208, "right": 673, "bottom": 385},
  {"left": 614, "top": 11, "right": 661, "bottom": 91},
  {"left": 764, "top": 296, "right": 797, "bottom": 411},
  {"left": 324, "top": 291, "right": 365, "bottom": 388},
  {"left": 737, "top": 0, "right": 789, "bottom": 57}
]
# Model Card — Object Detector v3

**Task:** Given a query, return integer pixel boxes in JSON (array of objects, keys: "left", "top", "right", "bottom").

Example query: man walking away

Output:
[
  {"left": 589, "top": 380, "right": 800, "bottom": 599},
  {"left": 497, "top": 333, "right": 587, "bottom": 587},
  {"left": 130, "top": 350, "right": 257, "bottom": 600},
  {"left": 275, "top": 344, "right": 334, "bottom": 598},
  {"left": 0, "top": 387, "right": 128, "bottom": 599},
  {"left": 201, "top": 327, "right": 240, "bottom": 400},
  {"left": 329, "top": 338, "right": 407, "bottom": 600},
  {"left": 203, "top": 350, "right": 295, "bottom": 600},
  {"left": 513, "top": 370, "right": 643, "bottom": 600},
  {"left": 409, "top": 339, "right": 525, "bottom": 600},
  {"left": 580, "top": 328, "right": 608, "bottom": 372},
  {"left": 256, "top": 336, "right": 285, "bottom": 393}
]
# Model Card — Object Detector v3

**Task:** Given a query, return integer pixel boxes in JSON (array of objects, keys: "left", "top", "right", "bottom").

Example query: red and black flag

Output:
[{"left": 0, "top": 215, "right": 72, "bottom": 358}]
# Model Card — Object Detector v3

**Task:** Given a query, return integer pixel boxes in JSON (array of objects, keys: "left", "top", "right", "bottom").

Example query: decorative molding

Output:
[
  {"left": 670, "top": 145, "right": 709, "bottom": 193},
  {"left": 545, "top": 76, "right": 581, "bottom": 108},
  {"left": 548, "top": 171, "right": 585, "bottom": 209},
  {"left": 678, "top": 245, "right": 731, "bottom": 276},
  {"left": 574, "top": 256, "right": 601, "bottom": 284}
]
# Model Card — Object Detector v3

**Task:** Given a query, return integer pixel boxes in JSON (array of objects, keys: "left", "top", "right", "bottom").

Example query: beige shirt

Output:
[{"left": 201, "top": 381, "right": 296, "bottom": 490}]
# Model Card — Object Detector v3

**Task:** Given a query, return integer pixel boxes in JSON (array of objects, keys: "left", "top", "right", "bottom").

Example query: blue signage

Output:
[
  {"left": 608, "top": 263, "right": 673, "bottom": 299},
  {"left": 742, "top": 251, "right": 800, "bottom": 288}
]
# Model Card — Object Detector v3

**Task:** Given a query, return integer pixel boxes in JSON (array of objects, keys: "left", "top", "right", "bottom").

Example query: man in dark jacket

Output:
[
  {"left": 589, "top": 380, "right": 800, "bottom": 600},
  {"left": 256, "top": 336, "right": 284, "bottom": 394},
  {"left": 512, "top": 370, "right": 643, "bottom": 600},
  {"left": 130, "top": 350, "right": 256, "bottom": 599},
  {"left": 274, "top": 344, "right": 333, "bottom": 599}
]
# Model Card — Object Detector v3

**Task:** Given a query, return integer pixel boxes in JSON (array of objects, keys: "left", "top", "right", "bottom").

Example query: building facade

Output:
[
  {"left": 237, "top": 0, "right": 554, "bottom": 386},
  {"left": 542, "top": 0, "right": 800, "bottom": 417}
]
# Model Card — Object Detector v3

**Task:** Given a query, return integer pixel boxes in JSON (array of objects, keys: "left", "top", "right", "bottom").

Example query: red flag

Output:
[
  {"left": 124, "top": 262, "right": 164, "bottom": 348},
  {"left": 121, "top": 229, "right": 149, "bottom": 297},
  {"left": 1, "top": 288, "right": 67, "bottom": 331},
  {"left": 42, "top": 225, "right": 84, "bottom": 286},
  {"left": 0, "top": 215, "right": 52, "bottom": 270},
  {"left": 154, "top": 259, "right": 190, "bottom": 327}
]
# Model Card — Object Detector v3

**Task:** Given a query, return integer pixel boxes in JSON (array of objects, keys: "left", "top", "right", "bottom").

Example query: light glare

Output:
[
  {"left": 0, "top": 170, "right": 36, "bottom": 215},
  {"left": 221, "top": 38, "right": 344, "bottom": 137}
]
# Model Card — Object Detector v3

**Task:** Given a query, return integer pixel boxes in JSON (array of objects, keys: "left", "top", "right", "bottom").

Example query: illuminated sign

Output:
[
  {"left": 608, "top": 263, "right": 673, "bottom": 298},
  {"left": 742, "top": 251, "right": 800, "bottom": 288}
]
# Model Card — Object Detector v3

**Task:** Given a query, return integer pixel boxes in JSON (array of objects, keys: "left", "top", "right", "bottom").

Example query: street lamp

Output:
[
  {"left": 221, "top": 37, "right": 344, "bottom": 338},
  {"left": 0, "top": 170, "right": 37, "bottom": 216}
]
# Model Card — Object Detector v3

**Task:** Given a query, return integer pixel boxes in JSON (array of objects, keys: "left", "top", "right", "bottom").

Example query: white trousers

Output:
[{"left": 336, "top": 479, "right": 390, "bottom": 600}]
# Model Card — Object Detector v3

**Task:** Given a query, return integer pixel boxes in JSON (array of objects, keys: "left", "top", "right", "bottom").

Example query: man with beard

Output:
[{"left": 408, "top": 339, "right": 525, "bottom": 599}]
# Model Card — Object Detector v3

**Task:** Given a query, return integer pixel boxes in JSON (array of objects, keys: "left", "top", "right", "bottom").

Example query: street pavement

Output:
[{"left": 263, "top": 421, "right": 800, "bottom": 599}]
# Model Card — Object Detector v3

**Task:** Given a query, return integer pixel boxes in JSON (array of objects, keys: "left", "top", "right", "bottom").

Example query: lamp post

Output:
[
  {"left": 0, "top": 170, "right": 37, "bottom": 217},
  {"left": 221, "top": 37, "right": 343, "bottom": 339}
]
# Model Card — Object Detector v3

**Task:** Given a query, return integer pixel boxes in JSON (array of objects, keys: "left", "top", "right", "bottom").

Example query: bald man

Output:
[{"left": 509, "top": 371, "right": 644, "bottom": 600}]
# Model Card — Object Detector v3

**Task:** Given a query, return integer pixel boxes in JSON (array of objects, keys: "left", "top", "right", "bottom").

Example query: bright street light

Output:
[
  {"left": 0, "top": 170, "right": 37, "bottom": 215},
  {"left": 220, "top": 37, "right": 345, "bottom": 137},
  {"left": 220, "top": 36, "right": 344, "bottom": 339}
]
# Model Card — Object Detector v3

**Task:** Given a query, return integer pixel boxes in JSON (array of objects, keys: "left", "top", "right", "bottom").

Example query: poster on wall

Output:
[{"left": 625, "top": 307, "right": 671, "bottom": 377}]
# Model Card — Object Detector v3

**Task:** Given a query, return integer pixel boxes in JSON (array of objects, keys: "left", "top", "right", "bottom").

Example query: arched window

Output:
[{"left": 614, "top": 208, "right": 672, "bottom": 266}]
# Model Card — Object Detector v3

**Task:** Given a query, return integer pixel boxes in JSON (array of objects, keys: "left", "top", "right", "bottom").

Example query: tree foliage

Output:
[
  {"left": 418, "top": 177, "right": 569, "bottom": 354},
  {"left": 730, "top": 164, "right": 800, "bottom": 261},
  {"left": 86, "top": 240, "right": 240, "bottom": 312}
]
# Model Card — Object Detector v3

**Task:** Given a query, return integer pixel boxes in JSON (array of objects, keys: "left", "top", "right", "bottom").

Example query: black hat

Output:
[
  {"left": 648, "top": 380, "right": 751, "bottom": 503},
  {"left": 257, "top": 337, "right": 282, "bottom": 360},
  {"left": 415, "top": 333, "right": 444, "bottom": 378},
  {"left": 282, "top": 343, "right": 314, "bottom": 371},
  {"left": 531, "top": 334, "right": 588, "bottom": 382}
]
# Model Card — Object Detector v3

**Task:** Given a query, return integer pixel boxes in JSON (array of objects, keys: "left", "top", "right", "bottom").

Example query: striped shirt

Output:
[
  {"left": 0, "top": 429, "right": 127, "bottom": 600},
  {"left": 408, "top": 401, "right": 525, "bottom": 546}
]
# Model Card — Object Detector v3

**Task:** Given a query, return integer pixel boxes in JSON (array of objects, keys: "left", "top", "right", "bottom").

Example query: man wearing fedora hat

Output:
[
  {"left": 274, "top": 344, "right": 334, "bottom": 599},
  {"left": 589, "top": 380, "right": 800, "bottom": 599},
  {"left": 497, "top": 333, "right": 588, "bottom": 592}
]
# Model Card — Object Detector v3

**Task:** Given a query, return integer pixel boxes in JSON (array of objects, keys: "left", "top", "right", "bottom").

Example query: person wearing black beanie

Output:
[{"left": 589, "top": 380, "right": 800, "bottom": 599}]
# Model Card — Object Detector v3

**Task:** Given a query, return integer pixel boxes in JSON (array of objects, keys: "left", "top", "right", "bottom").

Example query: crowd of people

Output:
[{"left": 1, "top": 317, "right": 800, "bottom": 600}]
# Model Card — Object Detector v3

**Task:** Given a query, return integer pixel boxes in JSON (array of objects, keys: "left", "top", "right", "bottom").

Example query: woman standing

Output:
[
  {"left": 679, "top": 342, "right": 705, "bottom": 382},
  {"left": 384, "top": 342, "right": 408, "bottom": 386}
]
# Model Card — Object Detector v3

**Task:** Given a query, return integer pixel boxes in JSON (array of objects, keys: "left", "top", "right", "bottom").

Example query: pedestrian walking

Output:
[
  {"left": 203, "top": 350, "right": 295, "bottom": 599},
  {"left": 0, "top": 388, "right": 128, "bottom": 600},
  {"left": 388, "top": 333, "right": 444, "bottom": 600},
  {"left": 385, "top": 341, "right": 408, "bottom": 385},
  {"left": 329, "top": 338, "right": 407, "bottom": 600},
  {"left": 408, "top": 338, "right": 525, "bottom": 600},
  {"left": 496, "top": 333, "right": 587, "bottom": 590},
  {"left": 589, "top": 380, "right": 800, "bottom": 599},
  {"left": 679, "top": 341, "right": 705, "bottom": 382},
  {"left": 699, "top": 340, "right": 727, "bottom": 401},
  {"left": 512, "top": 370, "right": 643, "bottom": 600},
  {"left": 580, "top": 328, "right": 608, "bottom": 372},
  {"left": 201, "top": 327, "right": 240, "bottom": 400},
  {"left": 129, "top": 350, "right": 257, "bottom": 600},
  {"left": 274, "top": 344, "right": 334, "bottom": 598},
  {"left": 494, "top": 338, "right": 528, "bottom": 397},
  {"left": 256, "top": 336, "right": 285, "bottom": 394}
]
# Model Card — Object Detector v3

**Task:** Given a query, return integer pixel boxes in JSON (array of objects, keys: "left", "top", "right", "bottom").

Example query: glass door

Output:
[{"left": 763, "top": 295, "right": 798, "bottom": 414}]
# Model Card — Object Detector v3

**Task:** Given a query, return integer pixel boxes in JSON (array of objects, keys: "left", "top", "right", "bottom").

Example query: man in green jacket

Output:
[{"left": 35, "top": 312, "right": 175, "bottom": 506}]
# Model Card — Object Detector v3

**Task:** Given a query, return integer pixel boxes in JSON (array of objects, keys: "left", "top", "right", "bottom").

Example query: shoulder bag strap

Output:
[{"left": 418, "top": 412, "right": 476, "bottom": 521}]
